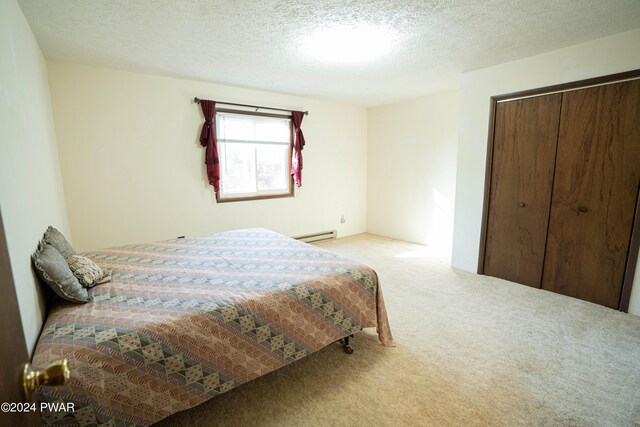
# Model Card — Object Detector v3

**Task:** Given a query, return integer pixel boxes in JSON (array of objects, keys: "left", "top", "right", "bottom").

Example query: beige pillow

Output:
[{"left": 65, "top": 255, "right": 111, "bottom": 288}]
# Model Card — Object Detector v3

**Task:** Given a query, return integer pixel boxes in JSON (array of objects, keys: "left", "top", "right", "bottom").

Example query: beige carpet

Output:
[{"left": 157, "top": 233, "right": 640, "bottom": 426}]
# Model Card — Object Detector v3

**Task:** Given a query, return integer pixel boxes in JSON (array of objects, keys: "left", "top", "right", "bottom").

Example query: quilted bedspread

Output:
[{"left": 32, "top": 228, "right": 393, "bottom": 426}]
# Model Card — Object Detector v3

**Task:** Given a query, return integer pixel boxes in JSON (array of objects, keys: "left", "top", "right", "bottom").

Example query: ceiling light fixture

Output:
[{"left": 302, "top": 24, "right": 397, "bottom": 64}]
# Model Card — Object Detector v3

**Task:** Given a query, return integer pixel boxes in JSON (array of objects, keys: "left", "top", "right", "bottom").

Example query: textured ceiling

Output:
[{"left": 17, "top": 0, "right": 640, "bottom": 107}]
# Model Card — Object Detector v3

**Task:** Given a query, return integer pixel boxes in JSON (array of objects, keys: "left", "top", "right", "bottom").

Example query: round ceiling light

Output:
[{"left": 302, "top": 24, "right": 397, "bottom": 64}]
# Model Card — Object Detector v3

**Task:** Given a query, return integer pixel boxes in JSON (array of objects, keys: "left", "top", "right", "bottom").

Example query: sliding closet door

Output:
[
  {"left": 483, "top": 94, "right": 562, "bottom": 287},
  {"left": 541, "top": 80, "right": 640, "bottom": 308}
]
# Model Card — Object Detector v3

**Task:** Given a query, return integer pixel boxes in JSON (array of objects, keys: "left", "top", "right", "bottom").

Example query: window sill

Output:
[{"left": 215, "top": 192, "right": 294, "bottom": 203}]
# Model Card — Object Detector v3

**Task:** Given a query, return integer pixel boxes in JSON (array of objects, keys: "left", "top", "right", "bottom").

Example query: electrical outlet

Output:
[{"left": 340, "top": 215, "right": 345, "bottom": 224}]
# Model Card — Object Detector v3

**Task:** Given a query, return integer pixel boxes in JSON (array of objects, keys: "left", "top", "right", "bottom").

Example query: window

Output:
[{"left": 216, "top": 111, "right": 293, "bottom": 202}]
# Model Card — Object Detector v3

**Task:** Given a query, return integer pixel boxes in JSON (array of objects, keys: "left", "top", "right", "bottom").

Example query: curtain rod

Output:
[{"left": 194, "top": 97, "right": 308, "bottom": 116}]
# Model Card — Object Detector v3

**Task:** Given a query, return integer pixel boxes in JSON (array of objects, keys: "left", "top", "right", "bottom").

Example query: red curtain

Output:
[
  {"left": 291, "top": 111, "right": 306, "bottom": 187},
  {"left": 199, "top": 100, "right": 220, "bottom": 192}
]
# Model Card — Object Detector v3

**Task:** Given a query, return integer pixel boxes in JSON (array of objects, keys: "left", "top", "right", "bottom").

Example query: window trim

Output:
[{"left": 215, "top": 108, "right": 295, "bottom": 203}]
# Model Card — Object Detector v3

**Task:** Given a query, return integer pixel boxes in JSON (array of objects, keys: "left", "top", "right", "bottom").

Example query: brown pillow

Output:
[{"left": 65, "top": 255, "right": 112, "bottom": 288}]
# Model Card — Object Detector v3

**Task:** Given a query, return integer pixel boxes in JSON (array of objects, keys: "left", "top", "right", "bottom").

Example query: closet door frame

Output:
[{"left": 478, "top": 68, "right": 640, "bottom": 312}]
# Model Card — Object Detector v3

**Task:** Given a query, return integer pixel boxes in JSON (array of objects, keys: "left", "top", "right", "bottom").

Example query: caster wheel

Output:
[{"left": 343, "top": 345, "right": 354, "bottom": 354}]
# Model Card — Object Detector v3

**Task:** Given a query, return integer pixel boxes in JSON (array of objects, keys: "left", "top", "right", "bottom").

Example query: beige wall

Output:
[
  {"left": 47, "top": 62, "right": 368, "bottom": 252},
  {"left": 367, "top": 91, "right": 459, "bottom": 260},
  {"left": 450, "top": 28, "right": 640, "bottom": 315},
  {"left": 0, "top": 0, "right": 71, "bottom": 353}
]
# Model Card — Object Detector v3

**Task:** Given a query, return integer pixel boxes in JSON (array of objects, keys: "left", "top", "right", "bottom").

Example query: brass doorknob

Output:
[
  {"left": 518, "top": 202, "right": 526, "bottom": 208},
  {"left": 21, "top": 359, "right": 70, "bottom": 401}
]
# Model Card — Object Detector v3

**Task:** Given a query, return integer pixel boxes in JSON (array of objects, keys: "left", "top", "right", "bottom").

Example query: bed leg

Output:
[{"left": 342, "top": 335, "right": 354, "bottom": 354}]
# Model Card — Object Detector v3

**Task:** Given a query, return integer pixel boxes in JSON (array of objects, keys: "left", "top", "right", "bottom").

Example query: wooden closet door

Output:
[
  {"left": 541, "top": 79, "right": 640, "bottom": 308},
  {"left": 483, "top": 94, "right": 562, "bottom": 287}
]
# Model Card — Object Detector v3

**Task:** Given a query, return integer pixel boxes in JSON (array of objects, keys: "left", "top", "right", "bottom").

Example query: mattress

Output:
[{"left": 32, "top": 228, "right": 393, "bottom": 426}]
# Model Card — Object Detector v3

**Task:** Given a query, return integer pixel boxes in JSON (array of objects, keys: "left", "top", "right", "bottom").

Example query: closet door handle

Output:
[
  {"left": 578, "top": 206, "right": 588, "bottom": 213},
  {"left": 518, "top": 202, "right": 526, "bottom": 208}
]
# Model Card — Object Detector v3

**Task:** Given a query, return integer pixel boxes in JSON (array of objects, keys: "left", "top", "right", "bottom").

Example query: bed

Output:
[{"left": 31, "top": 228, "right": 393, "bottom": 426}]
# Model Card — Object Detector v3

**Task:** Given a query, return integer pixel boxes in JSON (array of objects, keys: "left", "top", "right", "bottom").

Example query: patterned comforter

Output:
[{"left": 32, "top": 228, "right": 393, "bottom": 426}]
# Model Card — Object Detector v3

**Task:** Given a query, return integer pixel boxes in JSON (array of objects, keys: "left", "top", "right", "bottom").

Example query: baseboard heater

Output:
[{"left": 294, "top": 230, "right": 337, "bottom": 244}]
